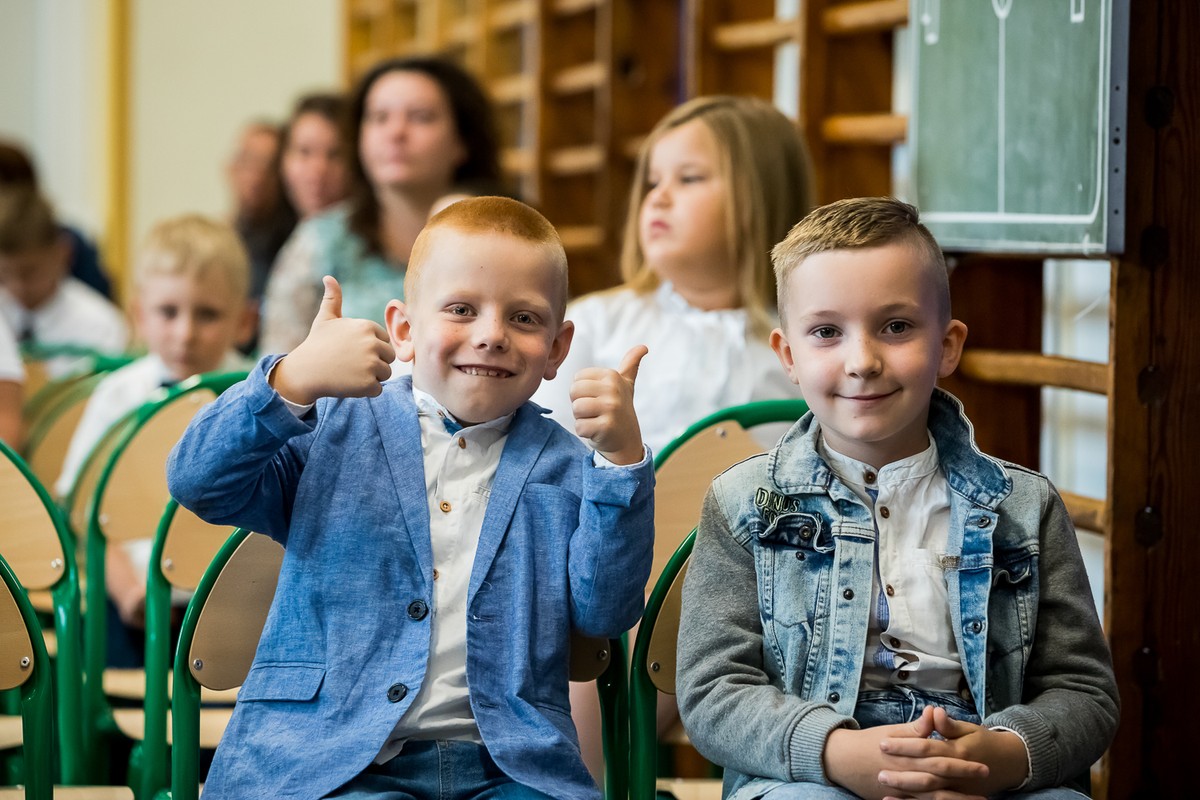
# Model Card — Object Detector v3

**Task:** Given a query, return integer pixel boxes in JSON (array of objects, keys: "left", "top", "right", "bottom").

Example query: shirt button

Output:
[
  {"left": 897, "top": 670, "right": 910, "bottom": 681},
  {"left": 864, "top": 470, "right": 877, "bottom": 484},
  {"left": 828, "top": 691, "right": 840, "bottom": 703},
  {"left": 457, "top": 438, "right": 466, "bottom": 449},
  {"left": 432, "top": 568, "right": 440, "bottom": 581},
  {"left": 889, "top": 636, "right": 901, "bottom": 648},
  {"left": 439, "top": 500, "right": 451, "bottom": 513},
  {"left": 407, "top": 600, "right": 429, "bottom": 620},
  {"left": 879, "top": 506, "right": 890, "bottom": 519},
  {"left": 387, "top": 683, "right": 408, "bottom": 703},
  {"left": 842, "top": 588, "right": 854, "bottom": 600},
  {"left": 885, "top": 584, "right": 895, "bottom": 597}
]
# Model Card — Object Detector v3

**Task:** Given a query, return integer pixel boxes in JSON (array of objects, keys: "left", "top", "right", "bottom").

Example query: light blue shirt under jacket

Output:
[{"left": 166, "top": 357, "right": 655, "bottom": 799}]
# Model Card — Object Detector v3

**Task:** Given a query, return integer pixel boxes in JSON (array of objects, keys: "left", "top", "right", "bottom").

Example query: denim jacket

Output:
[{"left": 676, "top": 390, "right": 1118, "bottom": 798}]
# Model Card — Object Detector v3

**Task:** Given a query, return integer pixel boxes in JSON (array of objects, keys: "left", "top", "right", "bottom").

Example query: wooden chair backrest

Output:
[
  {"left": 651, "top": 421, "right": 761, "bottom": 589},
  {"left": 569, "top": 633, "right": 614, "bottom": 682},
  {"left": 188, "top": 533, "right": 284, "bottom": 691},
  {"left": 25, "top": 373, "right": 104, "bottom": 487},
  {"left": 160, "top": 505, "right": 238, "bottom": 592},
  {"left": 68, "top": 410, "right": 138, "bottom": 535},
  {"left": 0, "top": 567, "right": 35, "bottom": 692},
  {"left": 0, "top": 449, "right": 66, "bottom": 591},
  {"left": 645, "top": 558, "right": 689, "bottom": 695},
  {"left": 98, "top": 389, "right": 216, "bottom": 543}
]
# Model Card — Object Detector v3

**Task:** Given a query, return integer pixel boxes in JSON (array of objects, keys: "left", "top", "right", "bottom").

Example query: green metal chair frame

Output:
[
  {"left": 631, "top": 398, "right": 810, "bottom": 799},
  {"left": 79, "top": 371, "right": 246, "bottom": 783},
  {"left": 0, "top": 440, "right": 88, "bottom": 785},
  {"left": 0, "top": 551, "right": 56, "bottom": 800}
]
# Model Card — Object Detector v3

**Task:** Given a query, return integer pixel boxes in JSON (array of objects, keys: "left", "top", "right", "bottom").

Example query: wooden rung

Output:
[
  {"left": 501, "top": 147, "right": 534, "bottom": 174},
  {"left": 547, "top": 144, "right": 605, "bottom": 176},
  {"left": 712, "top": 18, "right": 799, "bottom": 51},
  {"left": 348, "top": 0, "right": 390, "bottom": 23},
  {"left": 551, "top": 61, "right": 606, "bottom": 95},
  {"left": 1061, "top": 491, "right": 1107, "bottom": 533},
  {"left": 558, "top": 225, "right": 604, "bottom": 251},
  {"left": 490, "top": 73, "right": 533, "bottom": 105},
  {"left": 552, "top": 0, "right": 601, "bottom": 16},
  {"left": 958, "top": 351, "right": 1109, "bottom": 395},
  {"left": 823, "top": 0, "right": 909, "bottom": 36},
  {"left": 446, "top": 17, "right": 475, "bottom": 46},
  {"left": 821, "top": 113, "right": 907, "bottom": 144},
  {"left": 489, "top": 0, "right": 537, "bottom": 32}
]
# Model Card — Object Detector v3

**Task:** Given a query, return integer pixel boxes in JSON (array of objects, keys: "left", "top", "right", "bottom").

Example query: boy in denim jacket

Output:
[
  {"left": 676, "top": 198, "right": 1117, "bottom": 800},
  {"left": 169, "top": 197, "right": 653, "bottom": 799}
]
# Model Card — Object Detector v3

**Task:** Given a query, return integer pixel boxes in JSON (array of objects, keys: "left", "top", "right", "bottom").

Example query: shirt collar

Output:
[
  {"left": 411, "top": 386, "right": 515, "bottom": 437},
  {"left": 818, "top": 430, "right": 940, "bottom": 497}
]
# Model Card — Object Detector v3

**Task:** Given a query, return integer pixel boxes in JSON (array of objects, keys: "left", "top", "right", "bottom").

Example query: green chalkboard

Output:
[{"left": 907, "top": 0, "right": 1128, "bottom": 254}]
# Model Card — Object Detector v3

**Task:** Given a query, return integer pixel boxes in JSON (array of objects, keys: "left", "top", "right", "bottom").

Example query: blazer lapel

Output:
[
  {"left": 369, "top": 377, "right": 434, "bottom": 583},
  {"left": 468, "top": 404, "right": 551, "bottom": 603}
]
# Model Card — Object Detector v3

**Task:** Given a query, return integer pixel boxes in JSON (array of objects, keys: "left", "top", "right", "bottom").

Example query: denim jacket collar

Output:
[{"left": 767, "top": 388, "right": 1012, "bottom": 509}]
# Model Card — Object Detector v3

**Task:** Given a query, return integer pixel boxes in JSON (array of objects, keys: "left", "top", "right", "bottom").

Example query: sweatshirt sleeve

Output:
[{"left": 676, "top": 485, "right": 855, "bottom": 785}]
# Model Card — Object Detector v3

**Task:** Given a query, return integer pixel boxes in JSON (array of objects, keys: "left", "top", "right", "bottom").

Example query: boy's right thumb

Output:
[{"left": 315, "top": 275, "right": 342, "bottom": 322}]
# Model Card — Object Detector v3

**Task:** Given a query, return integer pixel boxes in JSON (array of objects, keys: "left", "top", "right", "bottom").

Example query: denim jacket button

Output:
[
  {"left": 387, "top": 683, "right": 408, "bottom": 703},
  {"left": 977, "top": 517, "right": 991, "bottom": 527},
  {"left": 970, "top": 620, "right": 983, "bottom": 634},
  {"left": 407, "top": 600, "right": 429, "bottom": 620},
  {"left": 795, "top": 550, "right": 805, "bottom": 561},
  {"left": 800, "top": 525, "right": 813, "bottom": 539},
  {"left": 842, "top": 588, "right": 854, "bottom": 600},
  {"left": 828, "top": 691, "right": 840, "bottom": 703}
]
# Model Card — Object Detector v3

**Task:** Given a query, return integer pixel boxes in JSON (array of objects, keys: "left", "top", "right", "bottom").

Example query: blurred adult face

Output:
[
  {"left": 282, "top": 112, "right": 349, "bottom": 218},
  {"left": 228, "top": 126, "right": 281, "bottom": 221},
  {"left": 358, "top": 70, "right": 466, "bottom": 196}
]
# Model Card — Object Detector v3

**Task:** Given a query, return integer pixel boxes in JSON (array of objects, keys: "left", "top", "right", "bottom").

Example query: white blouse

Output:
[{"left": 531, "top": 282, "right": 802, "bottom": 455}]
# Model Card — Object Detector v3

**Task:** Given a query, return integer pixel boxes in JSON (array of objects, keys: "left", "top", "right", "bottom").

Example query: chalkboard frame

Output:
[{"left": 906, "top": 0, "right": 1130, "bottom": 255}]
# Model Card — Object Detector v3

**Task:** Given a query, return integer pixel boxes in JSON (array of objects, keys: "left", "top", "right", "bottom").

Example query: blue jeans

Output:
[{"left": 325, "top": 740, "right": 555, "bottom": 800}]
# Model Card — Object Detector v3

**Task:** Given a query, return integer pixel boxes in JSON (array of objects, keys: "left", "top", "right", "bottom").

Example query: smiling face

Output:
[
  {"left": 638, "top": 119, "right": 734, "bottom": 304},
  {"left": 358, "top": 70, "right": 466, "bottom": 195},
  {"left": 770, "top": 241, "right": 967, "bottom": 468},
  {"left": 386, "top": 227, "right": 572, "bottom": 425}
]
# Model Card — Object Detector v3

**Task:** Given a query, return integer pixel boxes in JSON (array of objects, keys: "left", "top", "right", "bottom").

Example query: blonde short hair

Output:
[
  {"left": 619, "top": 96, "right": 814, "bottom": 337},
  {"left": 772, "top": 197, "right": 950, "bottom": 328},
  {"left": 406, "top": 196, "right": 569, "bottom": 321},
  {"left": 134, "top": 215, "right": 250, "bottom": 302}
]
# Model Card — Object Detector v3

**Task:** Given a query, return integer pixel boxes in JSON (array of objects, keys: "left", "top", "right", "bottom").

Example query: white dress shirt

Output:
[
  {"left": 0, "top": 321, "right": 21, "bottom": 382},
  {"left": 530, "top": 282, "right": 802, "bottom": 454},
  {"left": 0, "top": 278, "right": 129, "bottom": 378},
  {"left": 819, "top": 432, "right": 966, "bottom": 694}
]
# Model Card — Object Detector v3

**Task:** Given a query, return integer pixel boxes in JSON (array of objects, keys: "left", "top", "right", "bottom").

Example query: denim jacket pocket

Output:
[
  {"left": 756, "top": 512, "right": 831, "bottom": 677},
  {"left": 238, "top": 662, "right": 326, "bottom": 703},
  {"left": 988, "top": 550, "right": 1038, "bottom": 665}
]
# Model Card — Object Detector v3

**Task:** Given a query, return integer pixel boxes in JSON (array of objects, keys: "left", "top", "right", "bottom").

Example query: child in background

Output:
[
  {"left": 56, "top": 214, "right": 254, "bottom": 665},
  {"left": 531, "top": 94, "right": 813, "bottom": 778},
  {"left": 532, "top": 95, "right": 812, "bottom": 455},
  {"left": 0, "top": 321, "right": 21, "bottom": 445},
  {"left": 167, "top": 197, "right": 654, "bottom": 799},
  {"left": 676, "top": 198, "right": 1118, "bottom": 799},
  {"left": 0, "top": 186, "right": 128, "bottom": 375}
]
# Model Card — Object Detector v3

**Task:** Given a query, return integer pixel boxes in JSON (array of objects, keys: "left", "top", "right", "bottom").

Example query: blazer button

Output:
[
  {"left": 387, "top": 683, "right": 408, "bottom": 703},
  {"left": 407, "top": 600, "right": 429, "bottom": 620}
]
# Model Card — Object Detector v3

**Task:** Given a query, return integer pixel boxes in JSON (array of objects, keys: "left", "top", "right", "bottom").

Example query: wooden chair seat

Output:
[
  {"left": 0, "top": 787, "right": 133, "bottom": 799},
  {"left": 112, "top": 707, "right": 233, "bottom": 749},
  {"left": 654, "top": 778, "right": 723, "bottom": 800}
]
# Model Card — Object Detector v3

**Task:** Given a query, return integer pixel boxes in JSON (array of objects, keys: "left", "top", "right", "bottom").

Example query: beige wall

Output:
[
  {"left": 130, "top": 0, "right": 343, "bottom": 274},
  {"left": 0, "top": 0, "right": 342, "bottom": 295}
]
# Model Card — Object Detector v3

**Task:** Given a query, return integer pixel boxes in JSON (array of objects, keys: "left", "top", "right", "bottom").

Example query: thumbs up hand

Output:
[
  {"left": 270, "top": 276, "right": 396, "bottom": 405},
  {"left": 569, "top": 345, "right": 648, "bottom": 465}
]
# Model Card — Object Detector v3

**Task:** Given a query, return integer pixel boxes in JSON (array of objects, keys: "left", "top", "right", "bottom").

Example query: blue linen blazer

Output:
[{"left": 166, "top": 359, "right": 655, "bottom": 799}]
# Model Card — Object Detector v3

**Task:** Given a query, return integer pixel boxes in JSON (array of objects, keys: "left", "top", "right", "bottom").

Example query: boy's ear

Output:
[
  {"left": 384, "top": 299, "right": 416, "bottom": 363},
  {"left": 938, "top": 319, "right": 969, "bottom": 378},
  {"left": 769, "top": 327, "right": 800, "bottom": 385},
  {"left": 541, "top": 320, "right": 574, "bottom": 381}
]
